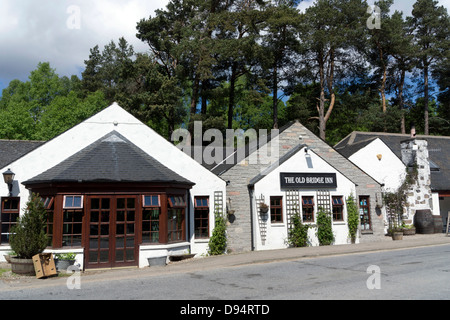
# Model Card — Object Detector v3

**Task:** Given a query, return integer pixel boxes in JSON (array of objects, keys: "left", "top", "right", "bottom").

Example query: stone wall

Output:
[{"left": 401, "top": 138, "right": 433, "bottom": 220}]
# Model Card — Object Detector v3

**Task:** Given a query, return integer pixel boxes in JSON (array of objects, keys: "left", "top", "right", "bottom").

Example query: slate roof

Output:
[
  {"left": 209, "top": 121, "right": 296, "bottom": 176},
  {"left": 248, "top": 143, "right": 307, "bottom": 187},
  {"left": 0, "top": 140, "right": 45, "bottom": 169},
  {"left": 335, "top": 131, "right": 450, "bottom": 191},
  {"left": 23, "top": 131, "right": 194, "bottom": 186}
]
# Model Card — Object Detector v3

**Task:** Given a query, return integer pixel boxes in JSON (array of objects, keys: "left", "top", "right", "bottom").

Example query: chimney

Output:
[
  {"left": 410, "top": 122, "right": 416, "bottom": 138},
  {"left": 400, "top": 137, "right": 433, "bottom": 214}
]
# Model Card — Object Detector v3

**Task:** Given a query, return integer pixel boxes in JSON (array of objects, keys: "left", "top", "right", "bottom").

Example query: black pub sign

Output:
[{"left": 280, "top": 172, "right": 337, "bottom": 188}]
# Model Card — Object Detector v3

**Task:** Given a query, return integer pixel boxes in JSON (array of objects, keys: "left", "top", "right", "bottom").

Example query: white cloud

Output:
[
  {"left": 0, "top": 0, "right": 169, "bottom": 88},
  {"left": 0, "top": 0, "right": 448, "bottom": 92}
]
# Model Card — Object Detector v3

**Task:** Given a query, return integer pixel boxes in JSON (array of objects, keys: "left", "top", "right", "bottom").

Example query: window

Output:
[
  {"left": 168, "top": 195, "right": 186, "bottom": 207},
  {"left": 142, "top": 208, "right": 160, "bottom": 243},
  {"left": 142, "top": 195, "right": 161, "bottom": 243},
  {"left": 359, "top": 196, "right": 372, "bottom": 231},
  {"left": 168, "top": 208, "right": 184, "bottom": 242},
  {"left": 143, "top": 195, "right": 160, "bottom": 207},
  {"left": 63, "top": 195, "right": 83, "bottom": 209},
  {"left": 41, "top": 196, "right": 54, "bottom": 247},
  {"left": 194, "top": 196, "right": 209, "bottom": 238},
  {"left": 302, "top": 196, "right": 314, "bottom": 222},
  {"left": 332, "top": 196, "right": 344, "bottom": 221},
  {"left": 1, "top": 197, "right": 20, "bottom": 244},
  {"left": 270, "top": 196, "right": 283, "bottom": 223},
  {"left": 62, "top": 209, "right": 83, "bottom": 247}
]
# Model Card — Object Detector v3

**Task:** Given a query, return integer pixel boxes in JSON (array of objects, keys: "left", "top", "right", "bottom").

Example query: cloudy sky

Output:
[{"left": 0, "top": 0, "right": 449, "bottom": 94}]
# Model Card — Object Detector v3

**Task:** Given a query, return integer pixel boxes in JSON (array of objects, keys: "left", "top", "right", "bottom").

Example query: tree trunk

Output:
[
  {"left": 190, "top": 75, "right": 200, "bottom": 116},
  {"left": 272, "top": 61, "right": 279, "bottom": 129},
  {"left": 228, "top": 62, "right": 237, "bottom": 130},
  {"left": 399, "top": 69, "right": 406, "bottom": 134},
  {"left": 381, "top": 68, "right": 387, "bottom": 113}
]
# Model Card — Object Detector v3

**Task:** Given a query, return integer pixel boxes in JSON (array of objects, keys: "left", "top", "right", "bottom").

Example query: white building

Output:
[
  {"left": 248, "top": 144, "right": 357, "bottom": 250},
  {"left": 335, "top": 131, "right": 450, "bottom": 232},
  {"left": 0, "top": 103, "right": 226, "bottom": 269}
]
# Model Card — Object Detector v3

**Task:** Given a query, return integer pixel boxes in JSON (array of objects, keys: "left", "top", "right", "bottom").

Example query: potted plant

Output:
[
  {"left": 402, "top": 223, "right": 416, "bottom": 236},
  {"left": 54, "top": 253, "right": 77, "bottom": 271},
  {"left": 9, "top": 193, "right": 48, "bottom": 275},
  {"left": 259, "top": 202, "right": 269, "bottom": 214},
  {"left": 4, "top": 251, "right": 15, "bottom": 263},
  {"left": 390, "top": 228, "right": 404, "bottom": 240}
]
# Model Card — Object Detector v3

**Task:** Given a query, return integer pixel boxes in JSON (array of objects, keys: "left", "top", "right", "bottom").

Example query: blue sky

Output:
[{"left": 0, "top": 0, "right": 449, "bottom": 95}]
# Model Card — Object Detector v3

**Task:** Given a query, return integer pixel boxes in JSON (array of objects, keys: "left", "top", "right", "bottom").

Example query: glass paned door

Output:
[
  {"left": 359, "top": 196, "right": 372, "bottom": 231},
  {"left": 86, "top": 196, "right": 138, "bottom": 268},
  {"left": 88, "top": 197, "right": 111, "bottom": 267},
  {"left": 115, "top": 197, "right": 136, "bottom": 264}
]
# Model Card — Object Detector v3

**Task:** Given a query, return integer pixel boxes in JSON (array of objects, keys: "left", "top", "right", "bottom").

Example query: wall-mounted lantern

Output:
[{"left": 2, "top": 168, "right": 15, "bottom": 196}]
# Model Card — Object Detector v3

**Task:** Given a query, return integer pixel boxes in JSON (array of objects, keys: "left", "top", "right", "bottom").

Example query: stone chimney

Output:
[{"left": 400, "top": 137, "right": 433, "bottom": 214}]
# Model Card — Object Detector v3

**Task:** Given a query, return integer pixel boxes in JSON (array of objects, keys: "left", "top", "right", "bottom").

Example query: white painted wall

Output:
[
  {"left": 0, "top": 103, "right": 226, "bottom": 266},
  {"left": 348, "top": 138, "right": 406, "bottom": 192},
  {"left": 252, "top": 147, "right": 357, "bottom": 250}
]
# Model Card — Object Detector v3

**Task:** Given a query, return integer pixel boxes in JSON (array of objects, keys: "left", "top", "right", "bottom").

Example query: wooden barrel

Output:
[
  {"left": 10, "top": 257, "right": 36, "bottom": 276},
  {"left": 433, "top": 215, "right": 443, "bottom": 233},
  {"left": 414, "top": 210, "right": 434, "bottom": 234}
]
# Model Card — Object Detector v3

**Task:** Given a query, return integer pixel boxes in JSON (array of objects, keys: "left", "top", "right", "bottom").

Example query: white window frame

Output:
[{"left": 63, "top": 195, "right": 84, "bottom": 209}]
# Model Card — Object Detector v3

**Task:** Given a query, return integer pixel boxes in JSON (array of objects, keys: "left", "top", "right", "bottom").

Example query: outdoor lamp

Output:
[{"left": 2, "top": 168, "right": 15, "bottom": 196}]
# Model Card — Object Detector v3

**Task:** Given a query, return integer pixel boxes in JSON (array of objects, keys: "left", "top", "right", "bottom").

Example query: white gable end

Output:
[{"left": 348, "top": 138, "right": 406, "bottom": 192}]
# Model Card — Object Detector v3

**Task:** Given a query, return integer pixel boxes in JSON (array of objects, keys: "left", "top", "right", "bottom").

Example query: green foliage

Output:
[
  {"left": 384, "top": 164, "right": 418, "bottom": 231},
  {"left": 346, "top": 194, "right": 359, "bottom": 243},
  {"left": 1, "top": 0, "right": 450, "bottom": 143},
  {"left": 208, "top": 212, "right": 227, "bottom": 255},
  {"left": 316, "top": 208, "right": 334, "bottom": 246},
  {"left": 0, "top": 62, "right": 109, "bottom": 141},
  {"left": 55, "top": 253, "right": 77, "bottom": 260},
  {"left": 9, "top": 194, "right": 48, "bottom": 259},
  {"left": 287, "top": 211, "right": 310, "bottom": 247}
]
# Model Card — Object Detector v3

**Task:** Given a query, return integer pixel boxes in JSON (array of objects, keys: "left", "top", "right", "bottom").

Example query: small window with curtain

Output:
[
  {"left": 194, "top": 196, "right": 209, "bottom": 239},
  {"left": 1, "top": 197, "right": 20, "bottom": 244},
  {"left": 302, "top": 196, "right": 314, "bottom": 222},
  {"left": 270, "top": 196, "right": 283, "bottom": 223},
  {"left": 332, "top": 196, "right": 344, "bottom": 221}
]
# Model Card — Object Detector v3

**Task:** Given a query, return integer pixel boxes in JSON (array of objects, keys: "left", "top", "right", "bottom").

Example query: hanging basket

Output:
[{"left": 259, "top": 203, "right": 269, "bottom": 214}]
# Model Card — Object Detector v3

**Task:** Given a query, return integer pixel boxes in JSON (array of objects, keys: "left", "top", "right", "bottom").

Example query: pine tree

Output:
[
  {"left": 409, "top": 0, "right": 450, "bottom": 135},
  {"left": 10, "top": 194, "right": 48, "bottom": 259}
]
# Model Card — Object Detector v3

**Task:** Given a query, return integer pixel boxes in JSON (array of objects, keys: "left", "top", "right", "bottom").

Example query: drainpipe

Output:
[{"left": 248, "top": 186, "right": 255, "bottom": 251}]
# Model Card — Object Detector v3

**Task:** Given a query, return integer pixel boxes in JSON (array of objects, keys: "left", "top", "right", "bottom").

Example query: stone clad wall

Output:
[
  {"left": 221, "top": 121, "right": 385, "bottom": 253},
  {"left": 401, "top": 139, "right": 433, "bottom": 219}
]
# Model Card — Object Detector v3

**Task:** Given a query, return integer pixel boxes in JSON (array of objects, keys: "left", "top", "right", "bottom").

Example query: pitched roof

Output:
[
  {"left": 335, "top": 131, "right": 450, "bottom": 191},
  {"left": 209, "top": 121, "right": 295, "bottom": 175},
  {"left": 0, "top": 140, "right": 45, "bottom": 169},
  {"left": 23, "top": 131, "right": 194, "bottom": 186}
]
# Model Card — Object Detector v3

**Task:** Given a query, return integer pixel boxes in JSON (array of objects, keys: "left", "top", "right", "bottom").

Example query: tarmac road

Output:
[{"left": 0, "top": 233, "right": 449, "bottom": 301}]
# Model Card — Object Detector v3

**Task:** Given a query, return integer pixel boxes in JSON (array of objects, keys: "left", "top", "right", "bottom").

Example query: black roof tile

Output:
[
  {"left": 0, "top": 140, "right": 44, "bottom": 169},
  {"left": 23, "top": 131, "right": 194, "bottom": 186}
]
